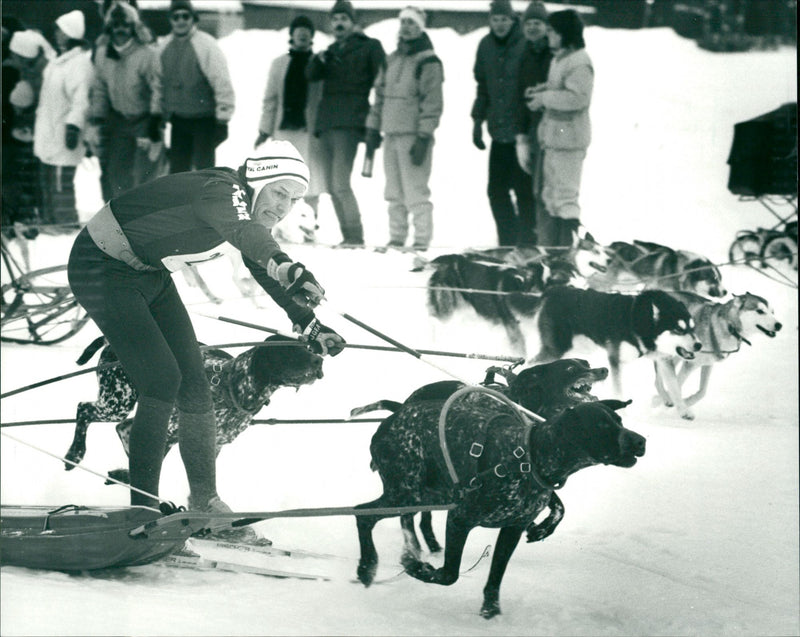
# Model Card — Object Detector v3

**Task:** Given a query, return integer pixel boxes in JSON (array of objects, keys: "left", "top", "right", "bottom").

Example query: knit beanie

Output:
[
  {"left": 56, "top": 10, "right": 86, "bottom": 40},
  {"left": 9, "top": 81, "right": 34, "bottom": 109},
  {"left": 9, "top": 30, "right": 42, "bottom": 58},
  {"left": 523, "top": 1, "right": 548, "bottom": 23},
  {"left": 399, "top": 6, "right": 426, "bottom": 30},
  {"left": 105, "top": 2, "right": 138, "bottom": 28},
  {"left": 290, "top": 15, "right": 315, "bottom": 36},
  {"left": 244, "top": 140, "right": 310, "bottom": 199},
  {"left": 548, "top": 9, "right": 585, "bottom": 48},
  {"left": 170, "top": 0, "right": 198, "bottom": 19},
  {"left": 489, "top": 0, "right": 515, "bottom": 17},
  {"left": 330, "top": 0, "right": 356, "bottom": 22}
]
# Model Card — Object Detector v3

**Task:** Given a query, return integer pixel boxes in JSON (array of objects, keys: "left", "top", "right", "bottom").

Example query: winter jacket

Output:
[
  {"left": 34, "top": 46, "right": 93, "bottom": 167},
  {"left": 307, "top": 31, "right": 385, "bottom": 134},
  {"left": 537, "top": 48, "right": 593, "bottom": 151},
  {"left": 90, "top": 39, "right": 161, "bottom": 121},
  {"left": 470, "top": 21, "right": 526, "bottom": 144},
  {"left": 159, "top": 27, "right": 235, "bottom": 121},
  {"left": 258, "top": 49, "right": 322, "bottom": 136},
  {"left": 365, "top": 32, "right": 443, "bottom": 137},
  {"left": 515, "top": 37, "right": 552, "bottom": 137}
]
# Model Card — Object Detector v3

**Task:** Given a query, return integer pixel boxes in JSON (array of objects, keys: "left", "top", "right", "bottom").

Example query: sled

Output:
[{"left": 0, "top": 504, "right": 202, "bottom": 571}]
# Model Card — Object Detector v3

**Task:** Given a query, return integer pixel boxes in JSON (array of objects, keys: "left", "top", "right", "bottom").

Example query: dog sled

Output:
[{"left": 727, "top": 102, "right": 798, "bottom": 270}]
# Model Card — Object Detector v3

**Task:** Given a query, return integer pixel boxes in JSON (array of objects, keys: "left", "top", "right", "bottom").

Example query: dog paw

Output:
[
  {"left": 480, "top": 600, "right": 501, "bottom": 619},
  {"left": 105, "top": 468, "right": 130, "bottom": 485},
  {"left": 650, "top": 395, "right": 673, "bottom": 408},
  {"left": 679, "top": 409, "right": 695, "bottom": 421},
  {"left": 63, "top": 444, "right": 85, "bottom": 470},
  {"left": 357, "top": 560, "right": 377, "bottom": 587}
]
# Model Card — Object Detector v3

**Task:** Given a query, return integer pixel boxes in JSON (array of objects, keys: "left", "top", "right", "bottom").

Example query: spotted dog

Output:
[
  {"left": 654, "top": 291, "right": 781, "bottom": 419},
  {"left": 530, "top": 286, "right": 701, "bottom": 397},
  {"left": 64, "top": 335, "right": 324, "bottom": 476},
  {"left": 355, "top": 398, "right": 645, "bottom": 619},
  {"left": 588, "top": 239, "right": 726, "bottom": 298},
  {"left": 350, "top": 359, "right": 610, "bottom": 554}
]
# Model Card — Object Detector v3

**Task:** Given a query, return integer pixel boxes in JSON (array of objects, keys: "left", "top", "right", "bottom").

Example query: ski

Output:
[
  {"left": 186, "top": 537, "right": 350, "bottom": 562},
  {"left": 162, "top": 552, "right": 331, "bottom": 581}
]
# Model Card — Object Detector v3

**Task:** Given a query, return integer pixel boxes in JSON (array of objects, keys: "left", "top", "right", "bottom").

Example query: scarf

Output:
[{"left": 280, "top": 49, "right": 312, "bottom": 131}]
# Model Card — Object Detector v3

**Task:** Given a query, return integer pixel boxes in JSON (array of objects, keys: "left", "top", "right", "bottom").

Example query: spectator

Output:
[
  {"left": 365, "top": 6, "right": 443, "bottom": 252},
  {"left": 307, "top": 0, "right": 385, "bottom": 247},
  {"left": 160, "top": 0, "right": 234, "bottom": 173},
  {"left": 67, "top": 140, "right": 345, "bottom": 512},
  {"left": 88, "top": 2, "right": 163, "bottom": 199},
  {"left": 256, "top": 14, "right": 324, "bottom": 239},
  {"left": 33, "top": 11, "right": 92, "bottom": 234},
  {"left": 526, "top": 9, "right": 594, "bottom": 247},
  {"left": 471, "top": 0, "right": 534, "bottom": 248},
  {"left": 514, "top": 1, "right": 551, "bottom": 246}
]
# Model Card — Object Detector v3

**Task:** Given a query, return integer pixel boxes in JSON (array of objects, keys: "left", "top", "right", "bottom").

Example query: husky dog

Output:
[
  {"left": 588, "top": 239, "right": 726, "bottom": 298},
  {"left": 530, "top": 286, "right": 701, "bottom": 396},
  {"left": 653, "top": 291, "right": 781, "bottom": 419}
]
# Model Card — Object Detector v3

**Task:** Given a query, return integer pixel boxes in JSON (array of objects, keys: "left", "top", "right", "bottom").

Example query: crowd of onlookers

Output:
[{"left": 2, "top": 0, "right": 594, "bottom": 250}]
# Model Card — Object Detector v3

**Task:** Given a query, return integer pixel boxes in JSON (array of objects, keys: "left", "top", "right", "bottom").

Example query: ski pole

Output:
[{"left": 0, "top": 417, "right": 386, "bottom": 428}]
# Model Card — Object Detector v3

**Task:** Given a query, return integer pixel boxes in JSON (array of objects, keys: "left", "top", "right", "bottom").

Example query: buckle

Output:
[
  {"left": 519, "top": 462, "right": 531, "bottom": 473},
  {"left": 493, "top": 464, "right": 507, "bottom": 478},
  {"left": 513, "top": 446, "right": 525, "bottom": 459},
  {"left": 213, "top": 362, "right": 223, "bottom": 372},
  {"left": 469, "top": 442, "right": 484, "bottom": 458},
  {"left": 210, "top": 375, "right": 221, "bottom": 386},
  {"left": 468, "top": 476, "right": 482, "bottom": 491}
]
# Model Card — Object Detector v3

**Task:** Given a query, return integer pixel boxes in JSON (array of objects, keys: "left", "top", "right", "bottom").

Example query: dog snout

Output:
[
  {"left": 692, "top": 340, "right": 702, "bottom": 351},
  {"left": 775, "top": 321, "right": 783, "bottom": 332},
  {"left": 620, "top": 430, "right": 646, "bottom": 457}
]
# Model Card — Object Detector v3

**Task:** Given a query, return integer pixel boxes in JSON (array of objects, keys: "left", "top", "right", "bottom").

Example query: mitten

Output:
[
  {"left": 65, "top": 124, "right": 80, "bottom": 150},
  {"left": 214, "top": 120, "right": 229, "bottom": 147},
  {"left": 409, "top": 135, "right": 431, "bottom": 166},
  {"left": 472, "top": 120, "right": 486, "bottom": 150},
  {"left": 268, "top": 259, "right": 325, "bottom": 307},
  {"left": 364, "top": 128, "right": 382, "bottom": 154},
  {"left": 294, "top": 318, "right": 346, "bottom": 356},
  {"left": 147, "top": 114, "right": 163, "bottom": 142},
  {"left": 254, "top": 131, "right": 269, "bottom": 148}
]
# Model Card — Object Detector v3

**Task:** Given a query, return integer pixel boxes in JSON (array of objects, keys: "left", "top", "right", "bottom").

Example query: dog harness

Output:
[{"left": 208, "top": 351, "right": 273, "bottom": 415}]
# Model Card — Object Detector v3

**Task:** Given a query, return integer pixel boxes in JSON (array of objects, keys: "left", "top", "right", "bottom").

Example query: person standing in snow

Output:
[
  {"left": 364, "top": 6, "right": 444, "bottom": 253},
  {"left": 255, "top": 14, "right": 324, "bottom": 238},
  {"left": 160, "top": 0, "right": 234, "bottom": 173},
  {"left": 470, "top": 0, "right": 534, "bottom": 247},
  {"left": 307, "top": 0, "right": 385, "bottom": 248},
  {"left": 526, "top": 9, "right": 593, "bottom": 247},
  {"left": 67, "top": 140, "right": 346, "bottom": 513},
  {"left": 33, "top": 11, "right": 92, "bottom": 234}
]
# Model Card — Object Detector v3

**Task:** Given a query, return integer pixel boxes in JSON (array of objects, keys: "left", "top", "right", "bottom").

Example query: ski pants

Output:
[
  {"left": 383, "top": 134, "right": 434, "bottom": 248},
  {"left": 318, "top": 128, "right": 363, "bottom": 243},
  {"left": 487, "top": 141, "right": 536, "bottom": 247}
]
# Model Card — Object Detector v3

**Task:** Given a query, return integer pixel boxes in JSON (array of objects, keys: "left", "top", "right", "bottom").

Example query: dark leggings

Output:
[{"left": 67, "top": 229, "right": 215, "bottom": 506}]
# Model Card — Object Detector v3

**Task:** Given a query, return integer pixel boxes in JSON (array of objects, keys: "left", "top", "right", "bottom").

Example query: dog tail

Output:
[
  {"left": 350, "top": 400, "right": 403, "bottom": 417},
  {"left": 427, "top": 255, "right": 464, "bottom": 319},
  {"left": 75, "top": 336, "right": 108, "bottom": 366}
]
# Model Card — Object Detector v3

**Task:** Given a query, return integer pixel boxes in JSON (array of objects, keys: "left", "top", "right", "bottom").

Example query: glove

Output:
[
  {"left": 472, "top": 120, "right": 486, "bottom": 150},
  {"left": 269, "top": 260, "right": 325, "bottom": 308},
  {"left": 254, "top": 131, "right": 269, "bottom": 148},
  {"left": 84, "top": 123, "right": 103, "bottom": 157},
  {"left": 147, "top": 114, "right": 163, "bottom": 142},
  {"left": 294, "top": 318, "right": 346, "bottom": 356},
  {"left": 409, "top": 135, "right": 431, "bottom": 166},
  {"left": 364, "top": 128, "right": 382, "bottom": 155},
  {"left": 213, "top": 120, "right": 229, "bottom": 147},
  {"left": 65, "top": 124, "right": 80, "bottom": 150},
  {"left": 515, "top": 136, "right": 532, "bottom": 174}
]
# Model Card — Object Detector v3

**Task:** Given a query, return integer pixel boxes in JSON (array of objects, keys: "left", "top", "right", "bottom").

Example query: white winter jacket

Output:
[{"left": 34, "top": 46, "right": 93, "bottom": 166}]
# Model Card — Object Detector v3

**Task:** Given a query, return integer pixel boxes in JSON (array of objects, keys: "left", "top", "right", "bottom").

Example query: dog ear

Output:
[{"left": 599, "top": 398, "right": 633, "bottom": 411}]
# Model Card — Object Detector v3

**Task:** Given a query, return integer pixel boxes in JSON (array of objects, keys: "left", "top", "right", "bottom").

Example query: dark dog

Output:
[
  {"left": 588, "top": 239, "right": 726, "bottom": 298},
  {"left": 64, "top": 335, "right": 324, "bottom": 474},
  {"left": 355, "top": 398, "right": 645, "bottom": 618},
  {"left": 531, "top": 286, "right": 701, "bottom": 396},
  {"left": 350, "top": 359, "right": 610, "bottom": 553}
]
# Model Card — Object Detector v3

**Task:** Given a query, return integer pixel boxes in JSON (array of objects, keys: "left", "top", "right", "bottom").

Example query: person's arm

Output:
[
  {"left": 416, "top": 56, "right": 444, "bottom": 137},
  {"left": 539, "top": 59, "right": 593, "bottom": 112},
  {"left": 192, "top": 32, "right": 235, "bottom": 122},
  {"left": 257, "top": 57, "right": 281, "bottom": 139}
]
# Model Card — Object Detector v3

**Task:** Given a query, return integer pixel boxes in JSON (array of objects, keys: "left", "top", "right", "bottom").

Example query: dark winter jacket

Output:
[
  {"left": 470, "top": 20, "right": 526, "bottom": 144},
  {"left": 307, "top": 31, "right": 385, "bottom": 135},
  {"left": 516, "top": 36, "right": 552, "bottom": 138}
]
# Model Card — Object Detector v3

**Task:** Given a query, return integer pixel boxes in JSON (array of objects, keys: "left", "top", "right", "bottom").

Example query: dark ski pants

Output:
[
  {"left": 487, "top": 141, "right": 536, "bottom": 247},
  {"left": 67, "top": 229, "right": 217, "bottom": 507},
  {"left": 169, "top": 115, "right": 217, "bottom": 174},
  {"left": 318, "top": 128, "right": 363, "bottom": 244}
]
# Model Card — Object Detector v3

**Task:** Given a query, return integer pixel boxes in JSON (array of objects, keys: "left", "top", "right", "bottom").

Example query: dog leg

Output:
[
  {"left": 355, "top": 497, "right": 392, "bottom": 587},
  {"left": 652, "top": 361, "right": 674, "bottom": 408},
  {"left": 418, "top": 511, "right": 442, "bottom": 553},
  {"left": 607, "top": 344, "right": 623, "bottom": 397},
  {"left": 481, "top": 525, "right": 525, "bottom": 619},
  {"left": 684, "top": 365, "right": 711, "bottom": 407},
  {"left": 64, "top": 403, "right": 96, "bottom": 469},
  {"left": 402, "top": 514, "right": 470, "bottom": 586},
  {"left": 182, "top": 267, "right": 223, "bottom": 305},
  {"left": 525, "top": 493, "right": 565, "bottom": 543},
  {"left": 655, "top": 359, "right": 693, "bottom": 420},
  {"left": 400, "top": 514, "right": 424, "bottom": 560}
]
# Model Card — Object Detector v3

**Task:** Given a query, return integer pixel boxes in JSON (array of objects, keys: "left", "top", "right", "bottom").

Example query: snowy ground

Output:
[{"left": 1, "top": 16, "right": 798, "bottom": 637}]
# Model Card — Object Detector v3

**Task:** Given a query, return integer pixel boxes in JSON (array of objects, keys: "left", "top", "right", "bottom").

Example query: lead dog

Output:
[
  {"left": 64, "top": 335, "right": 324, "bottom": 474},
  {"left": 653, "top": 291, "right": 781, "bottom": 419},
  {"left": 355, "top": 398, "right": 645, "bottom": 618},
  {"left": 530, "top": 286, "right": 701, "bottom": 396}
]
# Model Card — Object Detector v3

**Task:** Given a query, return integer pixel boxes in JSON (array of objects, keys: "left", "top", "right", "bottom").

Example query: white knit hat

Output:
[
  {"left": 9, "top": 30, "right": 42, "bottom": 58},
  {"left": 9, "top": 81, "right": 35, "bottom": 108},
  {"left": 244, "top": 140, "right": 310, "bottom": 199},
  {"left": 399, "top": 6, "right": 426, "bottom": 30},
  {"left": 56, "top": 10, "right": 86, "bottom": 40}
]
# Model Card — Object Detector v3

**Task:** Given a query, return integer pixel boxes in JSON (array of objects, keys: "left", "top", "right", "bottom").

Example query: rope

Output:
[{"left": 0, "top": 417, "right": 386, "bottom": 429}]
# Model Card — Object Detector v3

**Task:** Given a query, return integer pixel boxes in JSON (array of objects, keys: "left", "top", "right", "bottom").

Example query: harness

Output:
[{"left": 207, "top": 350, "right": 270, "bottom": 416}]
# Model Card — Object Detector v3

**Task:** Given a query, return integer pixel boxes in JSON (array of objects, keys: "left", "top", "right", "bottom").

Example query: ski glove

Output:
[
  {"left": 268, "top": 260, "right": 325, "bottom": 308},
  {"left": 365, "top": 128, "right": 382, "bottom": 154},
  {"left": 254, "top": 131, "right": 269, "bottom": 148},
  {"left": 409, "top": 136, "right": 431, "bottom": 166},
  {"left": 214, "top": 120, "right": 229, "bottom": 147},
  {"left": 472, "top": 120, "right": 486, "bottom": 150},
  {"left": 65, "top": 124, "right": 80, "bottom": 150},
  {"left": 294, "top": 318, "right": 346, "bottom": 356}
]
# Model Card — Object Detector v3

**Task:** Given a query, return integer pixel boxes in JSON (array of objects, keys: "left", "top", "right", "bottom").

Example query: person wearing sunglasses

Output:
[{"left": 160, "top": 0, "right": 234, "bottom": 174}]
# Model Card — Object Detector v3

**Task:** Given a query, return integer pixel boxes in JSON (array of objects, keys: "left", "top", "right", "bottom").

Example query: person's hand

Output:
[
  {"left": 214, "top": 120, "right": 229, "bottom": 147},
  {"left": 84, "top": 123, "right": 103, "bottom": 156},
  {"left": 515, "top": 136, "right": 532, "bottom": 174},
  {"left": 254, "top": 131, "right": 269, "bottom": 148},
  {"left": 409, "top": 135, "right": 431, "bottom": 166},
  {"left": 472, "top": 120, "right": 486, "bottom": 150},
  {"left": 526, "top": 94, "right": 544, "bottom": 111},
  {"left": 364, "top": 128, "right": 382, "bottom": 154},
  {"left": 65, "top": 124, "right": 80, "bottom": 150},
  {"left": 294, "top": 318, "right": 346, "bottom": 356},
  {"left": 270, "top": 260, "right": 325, "bottom": 307}
]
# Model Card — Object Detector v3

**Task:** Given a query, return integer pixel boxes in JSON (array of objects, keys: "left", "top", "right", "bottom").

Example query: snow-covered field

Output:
[{"left": 1, "top": 14, "right": 797, "bottom": 637}]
